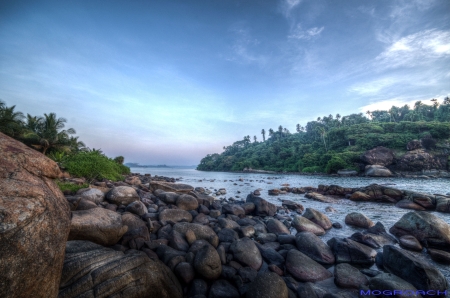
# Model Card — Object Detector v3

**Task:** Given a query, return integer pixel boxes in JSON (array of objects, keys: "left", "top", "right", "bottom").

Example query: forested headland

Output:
[{"left": 197, "top": 98, "right": 450, "bottom": 173}]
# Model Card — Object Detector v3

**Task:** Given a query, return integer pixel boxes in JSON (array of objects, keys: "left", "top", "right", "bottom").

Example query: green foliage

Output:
[
  {"left": 62, "top": 151, "right": 130, "bottom": 182},
  {"left": 198, "top": 99, "right": 450, "bottom": 173},
  {"left": 114, "top": 156, "right": 125, "bottom": 164},
  {"left": 56, "top": 181, "right": 89, "bottom": 194}
]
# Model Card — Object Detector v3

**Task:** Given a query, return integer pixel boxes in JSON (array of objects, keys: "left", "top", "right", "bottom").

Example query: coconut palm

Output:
[
  {"left": 0, "top": 102, "right": 25, "bottom": 137},
  {"left": 261, "top": 129, "right": 266, "bottom": 142},
  {"left": 28, "top": 113, "right": 76, "bottom": 155}
]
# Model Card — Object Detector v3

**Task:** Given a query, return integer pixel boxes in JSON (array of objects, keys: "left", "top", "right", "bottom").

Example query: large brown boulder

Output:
[
  {"left": 59, "top": 240, "right": 182, "bottom": 298},
  {"left": 389, "top": 211, "right": 450, "bottom": 251},
  {"left": 0, "top": 132, "right": 71, "bottom": 298},
  {"left": 396, "top": 149, "right": 448, "bottom": 172},
  {"left": 68, "top": 207, "right": 128, "bottom": 246},
  {"left": 150, "top": 181, "right": 194, "bottom": 194},
  {"left": 361, "top": 146, "right": 395, "bottom": 166}
]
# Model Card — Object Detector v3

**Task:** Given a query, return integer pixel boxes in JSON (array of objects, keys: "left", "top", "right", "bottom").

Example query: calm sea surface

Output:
[{"left": 131, "top": 167, "right": 450, "bottom": 280}]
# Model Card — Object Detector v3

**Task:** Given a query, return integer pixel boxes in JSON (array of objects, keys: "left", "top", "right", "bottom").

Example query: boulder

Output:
[
  {"left": 68, "top": 207, "right": 128, "bottom": 246},
  {"left": 291, "top": 215, "right": 325, "bottom": 236},
  {"left": 304, "top": 192, "right": 335, "bottom": 203},
  {"left": 399, "top": 235, "right": 423, "bottom": 251},
  {"left": 76, "top": 187, "right": 105, "bottom": 203},
  {"left": 403, "top": 191, "right": 436, "bottom": 209},
  {"left": 302, "top": 208, "right": 332, "bottom": 230},
  {"left": 435, "top": 196, "right": 450, "bottom": 213},
  {"left": 173, "top": 222, "right": 219, "bottom": 247},
  {"left": 176, "top": 194, "right": 199, "bottom": 211},
  {"left": 368, "top": 273, "right": 419, "bottom": 297},
  {"left": 208, "top": 279, "right": 240, "bottom": 298},
  {"left": 396, "top": 149, "right": 447, "bottom": 172},
  {"left": 428, "top": 248, "right": 450, "bottom": 264},
  {"left": 266, "top": 218, "right": 290, "bottom": 235},
  {"left": 150, "top": 181, "right": 194, "bottom": 194},
  {"left": 295, "top": 231, "right": 335, "bottom": 265},
  {"left": 159, "top": 209, "right": 193, "bottom": 224},
  {"left": 382, "top": 245, "right": 448, "bottom": 293},
  {"left": 157, "top": 192, "right": 179, "bottom": 204},
  {"left": 230, "top": 237, "right": 263, "bottom": 270},
  {"left": 121, "top": 212, "right": 150, "bottom": 249},
  {"left": 327, "top": 238, "right": 377, "bottom": 265},
  {"left": 246, "top": 272, "right": 288, "bottom": 298},
  {"left": 334, "top": 263, "right": 368, "bottom": 289},
  {"left": 389, "top": 211, "right": 450, "bottom": 250},
  {"left": 407, "top": 140, "right": 422, "bottom": 151},
  {"left": 194, "top": 244, "right": 222, "bottom": 279},
  {"left": 125, "top": 200, "right": 147, "bottom": 216},
  {"left": 125, "top": 175, "right": 141, "bottom": 185},
  {"left": 349, "top": 191, "right": 372, "bottom": 201},
  {"left": 106, "top": 186, "right": 140, "bottom": 206},
  {"left": 285, "top": 249, "right": 333, "bottom": 282},
  {"left": 59, "top": 240, "right": 182, "bottom": 298},
  {"left": 361, "top": 146, "right": 395, "bottom": 166},
  {"left": 222, "top": 204, "right": 245, "bottom": 217},
  {"left": 281, "top": 200, "right": 304, "bottom": 213},
  {"left": 395, "top": 199, "right": 426, "bottom": 211},
  {"left": 246, "top": 193, "right": 277, "bottom": 217},
  {"left": 364, "top": 165, "right": 393, "bottom": 177},
  {"left": 0, "top": 132, "right": 71, "bottom": 298},
  {"left": 344, "top": 212, "right": 374, "bottom": 229}
]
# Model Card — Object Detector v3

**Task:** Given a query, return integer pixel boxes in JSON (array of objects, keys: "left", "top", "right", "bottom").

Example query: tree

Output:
[
  {"left": 261, "top": 129, "right": 266, "bottom": 142},
  {"left": 114, "top": 156, "right": 125, "bottom": 164},
  {"left": 278, "top": 125, "right": 283, "bottom": 139},
  {"left": 0, "top": 102, "right": 25, "bottom": 137},
  {"left": 27, "top": 113, "right": 76, "bottom": 155}
]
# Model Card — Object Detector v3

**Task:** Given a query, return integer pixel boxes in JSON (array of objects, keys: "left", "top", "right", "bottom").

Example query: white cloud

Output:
[
  {"left": 376, "top": 29, "right": 450, "bottom": 69},
  {"left": 350, "top": 77, "right": 400, "bottom": 95},
  {"left": 288, "top": 24, "right": 324, "bottom": 40},
  {"left": 279, "top": 0, "right": 302, "bottom": 18},
  {"left": 225, "top": 25, "right": 267, "bottom": 66}
]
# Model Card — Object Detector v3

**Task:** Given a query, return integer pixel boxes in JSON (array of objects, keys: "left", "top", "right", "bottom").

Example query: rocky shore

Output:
[{"left": 1, "top": 133, "right": 450, "bottom": 298}]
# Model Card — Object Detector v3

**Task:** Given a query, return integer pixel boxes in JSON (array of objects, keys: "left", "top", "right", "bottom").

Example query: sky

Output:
[{"left": 1, "top": 0, "right": 449, "bottom": 165}]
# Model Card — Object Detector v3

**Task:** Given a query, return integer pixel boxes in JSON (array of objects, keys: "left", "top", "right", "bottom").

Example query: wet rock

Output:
[
  {"left": 159, "top": 209, "right": 193, "bottom": 224},
  {"left": 222, "top": 204, "right": 245, "bottom": 216},
  {"left": 246, "top": 272, "right": 288, "bottom": 298},
  {"left": 67, "top": 197, "right": 98, "bottom": 211},
  {"left": 305, "top": 192, "right": 335, "bottom": 203},
  {"left": 281, "top": 200, "right": 304, "bottom": 213},
  {"left": 285, "top": 249, "right": 333, "bottom": 282},
  {"left": 399, "top": 235, "right": 423, "bottom": 251},
  {"left": 403, "top": 191, "right": 436, "bottom": 209},
  {"left": 368, "top": 273, "right": 418, "bottom": 297},
  {"left": 428, "top": 248, "right": 450, "bottom": 264},
  {"left": 239, "top": 225, "right": 256, "bottom": 238},
  {"left": 174, "top": 262, "right": 195, "bottom": 284},
  {"left": 230, "top": 237, "right": 263, "bottom": 270},
  {"left": 208, "top": 279, "right": 240, "bottom": 298},
  {"left": 435, "top": 196, "right": 450, "bottom": 213},
  {"left": 349, "top": 191, "right": 372, "bottom": 201},
  {"left": 193, "top": 213, "right": 210, "bottom": 224},
  {"left": 59, "top": 240, "right": 182, "bottom": 298},
  {"left": 382, "top": 245, "right": 448, "bottom": 293},
  {"left": 169, "top": 230, "right": 190, "bottom": 252},
  {"left": 0, "top": 132, "right": 71, "bottom": 298},
  {"left": 121, "top": 212, "right": 150, "bottom": 249},
  {"left": 389, "top": 211, "right": 450, "bottom": 250},
  {"left": 194, "top": 244, "right": 222, "bottom": 279},
  {"left": 106, "top": 186, "right": 140, "bottom": 206},
  {"left": 76, "top": 187, "right": 105, "bottom": 203},
  {"left": 344, "top": 212, "right": 374, "bottom": 229},
  {"left": 176, "top": 194, "right": 199, "bottom": 211},
  {"left": 68, "top": 207, "right": 128, "bottom": 246},
  {"left": 157, "top": 191, "right": 179, "bottom": 204},
  {"left": 278, "top": 234, "right": 296, "bottom": 244},
  {"left": 218, "top": 218, "right": 240, "bottom": 230},
  {"left": 327, "top": 238, "right": 376, "bottom": 265},
  {"left": 297, "top": 282, "right": 320, "bottom": 298},
  {"left": 365, "top": 165, "right": 393, "bottom": 177},
  {"left": 334, "top": 263, "right": 368, "bottom": 289},
  {"left": 291, "top": 215, "right": 325, "bottom": 236},
  {"left": 173, "top": 222, "right": 219, "bottom": 247},
  {"left": 302, "top": 208, "right": 332, "bottom": 230},
  {"left": 150, "top": 181, "right": 194, "bottom": 194},
  {"left": 332, "top": 222, "right": 342, "bottom": 229},
  {"left": 188, "top": 279, "right": 208, "bottom": 297},
  {"left": 246, "top": 193, "right": 277, "bottom": 217},
  {"left": 295, "top": 231, "right": 335, "bottom": 265},
  {"left": 266, "top": 218, "right": 290, "bottom": 235},
  {"left": 395, "top": 199, "right": 426, "bottom": 211},
  {"left": 256, "top": 245, "right": 285, "bottom": 267}
]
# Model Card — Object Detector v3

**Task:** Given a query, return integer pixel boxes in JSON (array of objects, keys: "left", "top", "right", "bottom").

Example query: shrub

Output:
[
  {"left": 325, "top": 156, "right": 348, "bottom": 173},
  {"left": 56, "top": 180, "right": 89, "bottom": 194},
  {"left": 302, "top": 166, "right": 323, "bottom": 173},
  {"left": 62, "top": 151, "right": 130, "bottom": 182}
]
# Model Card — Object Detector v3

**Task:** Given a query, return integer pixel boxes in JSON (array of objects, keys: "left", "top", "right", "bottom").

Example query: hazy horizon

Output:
[{"left": 1, "top": 0, "right": 449, "bottom": 165}]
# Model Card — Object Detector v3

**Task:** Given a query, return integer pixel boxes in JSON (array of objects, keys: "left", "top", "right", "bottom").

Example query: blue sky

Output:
[{"left": 1, "top": 0, "right": 449, "bottom": 165}]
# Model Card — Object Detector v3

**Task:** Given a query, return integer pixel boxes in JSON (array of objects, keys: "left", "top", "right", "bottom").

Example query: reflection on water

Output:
[{"left": 131, "top": 168, "right": 450, "bottom": 281}]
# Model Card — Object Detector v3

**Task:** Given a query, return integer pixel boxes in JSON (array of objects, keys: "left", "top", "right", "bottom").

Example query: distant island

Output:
[{"left": 125, "top": 163, "right": 197, "bottom": 169}]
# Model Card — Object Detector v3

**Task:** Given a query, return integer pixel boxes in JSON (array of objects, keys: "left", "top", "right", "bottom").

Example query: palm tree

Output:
[
  {"left": 29, "top": 113, "right": 76, "bottom": 155},
  {"left": 253, "top": 136, "right": 257, "bottom": 143},
  {"left": 278, "top": 125, "right": 283, "bottom": 139},
  {"left": 0, "top": 102, "right": 25, "bottom": 137},
  {"left": 296, "top": 124, "right": 300, "bottom": 133},
  {"left": 268, "top": 128, "right": 274, "bottom": 138},
  {"left": 261, "top": 129, "right": 266, "bottom": 142}
]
